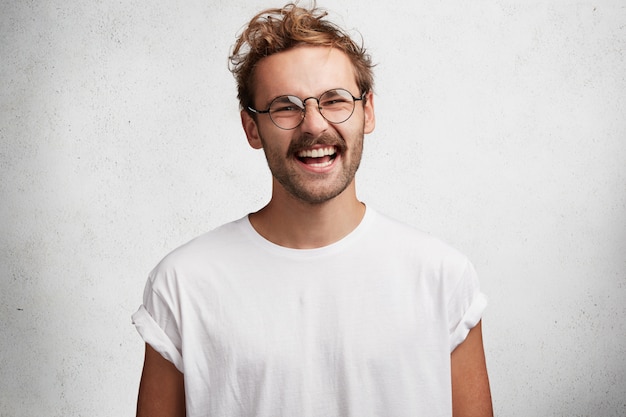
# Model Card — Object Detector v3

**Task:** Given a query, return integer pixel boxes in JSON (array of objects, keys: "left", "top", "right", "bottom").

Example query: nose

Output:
[{"left": 299, "top": 97, "right": 328, "bottom": 134}]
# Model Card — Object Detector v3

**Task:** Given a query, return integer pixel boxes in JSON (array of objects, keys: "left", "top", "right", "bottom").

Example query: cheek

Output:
[
  {"left": 258, "top": 129, "right": 294, "bottom": 157},
  {"left": 338, "top": 122, "right": 365, "bottom": 144}
]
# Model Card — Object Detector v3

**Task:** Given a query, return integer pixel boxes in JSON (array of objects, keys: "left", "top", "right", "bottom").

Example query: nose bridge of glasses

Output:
[
  {"left": 302, "top": 96, "right": 322, "bottom": 111},
  {"left": 295, "top": 97, "right": 329, "bottom": 131},
  {"left": 298, "top": 97, "right": 326, "bottom": 125}
]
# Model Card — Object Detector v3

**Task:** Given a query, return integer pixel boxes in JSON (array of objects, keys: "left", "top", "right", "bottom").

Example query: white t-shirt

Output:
[{"left": 132, "top": 207, "right": 487, "bottom": 417}]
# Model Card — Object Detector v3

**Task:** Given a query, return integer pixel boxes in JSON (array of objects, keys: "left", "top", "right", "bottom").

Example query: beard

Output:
[{"left": 259, "top": 129, "right": 364, "bottom": 205}]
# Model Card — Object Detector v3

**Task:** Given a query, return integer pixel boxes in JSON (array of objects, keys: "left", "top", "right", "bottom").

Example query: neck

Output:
[{"left": 249, "top": 181, "right": 365, "bottom": 249}]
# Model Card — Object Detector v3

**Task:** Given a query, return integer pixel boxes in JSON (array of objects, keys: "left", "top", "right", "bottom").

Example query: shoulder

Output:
[
  {"left": 370, "top": 209, "right": 482, "bottom": 303},
  {"left": 370, "top": 209, "right": 469, "bottom": 265},
  {"left": 365, "top": 209, "right": 476, "bottom": 290},
  {"left": 167, "top": 217, "right": 249, "bottom": 259},
  {"left": 145, "top": 217, "right": 250, "bottom": 289}
]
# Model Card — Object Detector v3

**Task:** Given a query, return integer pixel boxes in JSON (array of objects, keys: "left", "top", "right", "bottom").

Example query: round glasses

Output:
[{"left": 247, "top": 88, "right": 365, "bottom": 130}]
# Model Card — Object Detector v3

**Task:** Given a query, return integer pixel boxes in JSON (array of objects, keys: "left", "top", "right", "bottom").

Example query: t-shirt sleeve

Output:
[
  {"left": 131, "top": 274, "right": 184, "bottom": 372},
  {"left": 447, "top": 260, "right": 488, "bottom": 352}
]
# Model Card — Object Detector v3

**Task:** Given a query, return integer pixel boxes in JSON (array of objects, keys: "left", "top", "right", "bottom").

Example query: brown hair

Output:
[{"left": 229, "top": 3, "right": 374, "bottom": 112}]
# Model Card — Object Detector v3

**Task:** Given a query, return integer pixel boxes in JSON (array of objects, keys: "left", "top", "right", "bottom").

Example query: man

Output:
[{"left": 133, "top": 4, "right": 493, "bottom": 417}]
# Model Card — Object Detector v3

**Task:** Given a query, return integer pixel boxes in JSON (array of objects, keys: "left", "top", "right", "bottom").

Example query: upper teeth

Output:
[{"left": 297, "top": 147, "right": 336, "bottom": 158}]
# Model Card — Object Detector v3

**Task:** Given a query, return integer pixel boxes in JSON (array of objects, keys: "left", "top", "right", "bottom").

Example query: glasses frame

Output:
[{"left": 247, "top": 88, "right": 365, "bottom": 130}]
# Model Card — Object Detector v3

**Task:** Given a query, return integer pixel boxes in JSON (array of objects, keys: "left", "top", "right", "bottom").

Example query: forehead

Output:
[{"left": 252, "top": 46, "right": 358, "bottom": 100}]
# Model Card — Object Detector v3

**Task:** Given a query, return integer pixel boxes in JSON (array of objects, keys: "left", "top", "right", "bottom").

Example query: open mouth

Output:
[{"left": 296, "top": 146, "right": 338, "bottom": 168}]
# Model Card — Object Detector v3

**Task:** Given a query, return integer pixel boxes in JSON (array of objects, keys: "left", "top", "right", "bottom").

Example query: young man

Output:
[{"left": 133, "top": 4, "right": 493, "bottom": 417}]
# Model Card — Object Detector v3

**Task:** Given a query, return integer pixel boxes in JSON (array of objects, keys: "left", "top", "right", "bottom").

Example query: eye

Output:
[
  {"left": 274, "top": 105, "right": 300, "bottom": 113},
  {"left": 322, "top": 97, "right": 350, "bottom": 106},
  {"left": 270, "top": 96, "right": 303, "bottom": 113},
  {"left": 320, "top": 90, "right": 353, "bottom": 108}
]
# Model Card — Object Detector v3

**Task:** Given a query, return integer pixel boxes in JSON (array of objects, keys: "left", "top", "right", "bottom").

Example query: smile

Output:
[{"left": 296, "top": 146, "right": 338, "bottom": 168}]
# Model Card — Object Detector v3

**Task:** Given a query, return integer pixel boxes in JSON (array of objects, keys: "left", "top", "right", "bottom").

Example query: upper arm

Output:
[
  {"left": 137, "top": 343, "right": 186, "bottom": 417},
  {"left": 451, "top": 321, "right": 493, "bottom": 417}
]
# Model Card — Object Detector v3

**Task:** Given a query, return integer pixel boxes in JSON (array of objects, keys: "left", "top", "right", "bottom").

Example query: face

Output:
[{"left": 241, "top": 46, "right": 375, "bottom": 205}]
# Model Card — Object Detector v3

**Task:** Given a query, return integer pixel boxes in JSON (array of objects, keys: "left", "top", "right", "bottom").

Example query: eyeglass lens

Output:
[{"left": 269, "top": 89, "right": 358, "bottom": 129}]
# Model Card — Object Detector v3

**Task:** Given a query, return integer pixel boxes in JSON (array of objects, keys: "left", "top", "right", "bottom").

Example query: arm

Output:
[
  {"left": 137, "top": 343, "right": 186, "bottom": 417},
  {"left": 451, "top": 320, "right": 493, "bottom": 417}
]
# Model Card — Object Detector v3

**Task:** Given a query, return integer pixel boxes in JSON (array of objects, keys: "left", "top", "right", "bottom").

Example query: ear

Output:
[
  {"left": 362, "top": 91, "right": 376, "bottom": 134},
  {"left": 241, "top": 110, "right": 263, "bottom": 149}
]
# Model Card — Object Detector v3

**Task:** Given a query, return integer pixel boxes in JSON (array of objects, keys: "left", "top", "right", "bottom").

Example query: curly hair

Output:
[{"left": 229, "top": 3, "right": 374, "bottom": 112}]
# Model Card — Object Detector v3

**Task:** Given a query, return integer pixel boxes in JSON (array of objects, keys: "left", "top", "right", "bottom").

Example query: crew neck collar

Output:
[{"left": 239, "top": 206, "right": 376, "bottom": 258}]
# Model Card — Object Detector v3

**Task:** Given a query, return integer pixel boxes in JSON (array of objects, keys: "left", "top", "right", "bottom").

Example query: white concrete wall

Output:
[{"left": 1, "top": 1, "right": 624, "bottom": 415}]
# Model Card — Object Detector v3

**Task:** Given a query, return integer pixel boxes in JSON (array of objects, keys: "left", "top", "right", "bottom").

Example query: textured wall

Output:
[{"left": 1, "top": 1, "right": 625, "bottom": 416}]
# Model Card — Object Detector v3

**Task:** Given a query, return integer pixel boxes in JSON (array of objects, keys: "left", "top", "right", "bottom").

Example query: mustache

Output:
[{"left": 286, "top": 133, "right": 347, "bottom": 156}]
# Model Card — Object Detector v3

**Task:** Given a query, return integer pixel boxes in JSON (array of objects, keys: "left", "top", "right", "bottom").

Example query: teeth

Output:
[
  {"left": 308, "top": 160, "right": 333, "bottom": 168},
  {"left": 297, "top": 147, "right": 336, "bottom": 158}
]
